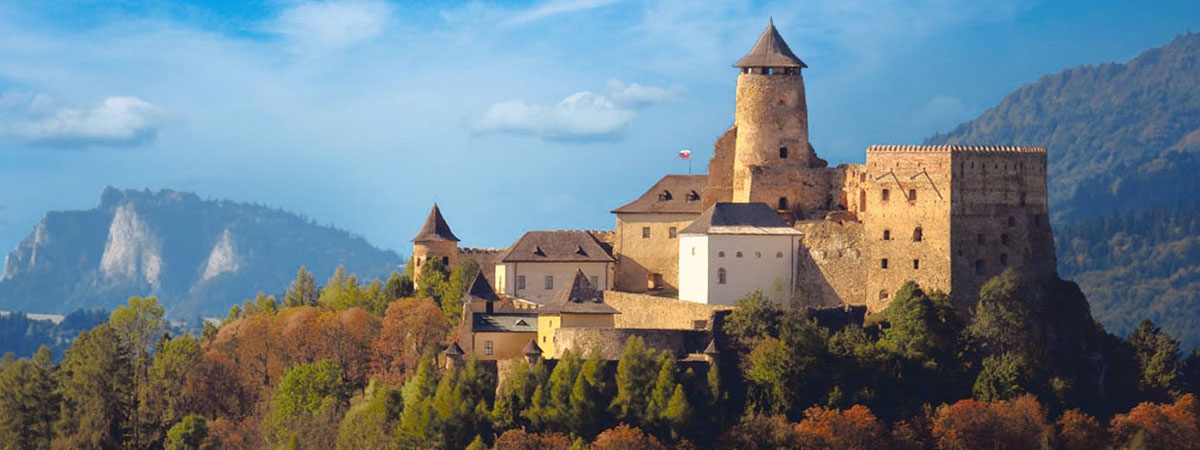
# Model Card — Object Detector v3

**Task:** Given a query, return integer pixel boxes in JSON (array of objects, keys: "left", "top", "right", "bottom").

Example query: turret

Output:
[
  {"left": 731, "top": 19, "right": 815, "bottom": 203},
  {"left": 411, "top": 204, "right": 460, "bottom": 289}
]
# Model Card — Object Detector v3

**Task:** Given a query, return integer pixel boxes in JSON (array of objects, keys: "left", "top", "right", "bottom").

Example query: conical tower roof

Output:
[
  {"left": 463, "top": 271, "right": 500, "bottom": 302},
  {"left": 734, "top": 19, "right": 807, "bottom": 69},
  {"left": 412, "top": 204, "right": 460, "bottom": 243},
  {"left": 444, "top": 341, "right": 465, "bottom": 356},
  {"left": 523, "top": 340, "right": 542, "bottom": 356}
]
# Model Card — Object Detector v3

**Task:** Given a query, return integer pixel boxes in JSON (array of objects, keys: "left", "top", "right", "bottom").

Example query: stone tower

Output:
[
  {"left": 411, "top": 204, "right": 459, "bottom": 288},
  {"left": 731, "top": 19, "right": 817, "bottom": 206}
]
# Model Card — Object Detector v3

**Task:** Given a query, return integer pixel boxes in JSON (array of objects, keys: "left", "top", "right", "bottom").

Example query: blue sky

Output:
[{"left": 0, "top": 0, "right": 1196, "bottom": 256}]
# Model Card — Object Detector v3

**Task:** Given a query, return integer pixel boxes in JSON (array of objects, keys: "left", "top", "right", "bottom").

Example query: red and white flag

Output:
[{"left": 679, "top": 149, "right": 692, "bottom": 159}]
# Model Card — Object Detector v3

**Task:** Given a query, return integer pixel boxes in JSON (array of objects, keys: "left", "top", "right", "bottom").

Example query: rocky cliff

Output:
[{"left": 0, "top": 187, "right": 402, "bottom": 318}]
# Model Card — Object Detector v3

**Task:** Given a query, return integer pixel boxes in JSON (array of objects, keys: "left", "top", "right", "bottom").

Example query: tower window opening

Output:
[
  {"left": 755, "top": 252, "right": 762, "bottom": 258},
  {"left": 880, "top": 290, "right": 889, "bottom": 300},
  {"left": 881, "top": 258, "right": 889, "bottom": 269},
  {"left": 669, "top": 227, "right": 678, "bottom": 238},
  {"left": 718, "top": 251, "right": 725, "bottom": 258},
  {"left": 913, "top": 227, "right": 923, "bottom": 242},
  {"left": 779, "top": 197, "right": 789, "bottom": 210},
  {"left": 882, "top": 189, "right": 890, "bottom": 202},
  {"left": 1001, "top": 234, "right": 1010, "bottom": 246},
  {"left": 779, "top": 147, "right": 788, "bottom": 159},
  {"left": 736, "top": 252, "right": 743, "bottom": 258},
  {"left": 909, "top": 189, "right": 917, "bottom": 202},
  {"left": 442, "top": 256, "right": 449, "bottom": 266},
  {"left": 913, "top": 259, "right": 920, "bottom": 270},
  {"left": 883, "top": 229, "right": 891, "bottom": 241},
  {"left": 1000, "top": 253, "right": 1009, "bottom": 267},
  {"left": 776, "top": 251, "right": 784, "bottom": 258},
  {"left": 717, "top": 268, "right": 727, "bottom": 285},
  {"left": 859, "top": 190, "right": 866, "bottom": 212},
  {"left": 975, "top": 260, "right": 986, "bottom": 275},
  {"left": 642, "top": 227, "right": 650, "bottom": 239},
  {"left": 1008, "top": 216, "right": 1016, "bottom": 227},
  {"left": 1019, "top": 193, "right": 1027, "bottom": 206}
]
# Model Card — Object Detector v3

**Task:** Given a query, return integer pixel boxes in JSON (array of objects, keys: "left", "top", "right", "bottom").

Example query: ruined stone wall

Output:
[
  {"left": 794, "top": 219, "right": 866, "bottom": 308},
  {"left": 860, "top": 148, "right": 955, "bottom": 311},
  {"left": 949, "top": 148, "right": 1054, "bottom": 309},
  {"left": 745, "top": 165, "right": 843, "bottom": 220},
  {"left": 702, "top": 126, "right": 737, "bottom": 211},
  {"left": 613, "top": 213, "right": 698, "bottom": 293},
  {"left": 603, "top": 291, "right": 730, "bottom": 330},
  {"left": 732, "top": 73, "right": 812, "bottom": 204}
]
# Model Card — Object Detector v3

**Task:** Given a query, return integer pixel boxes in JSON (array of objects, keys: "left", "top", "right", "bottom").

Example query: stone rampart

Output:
[{"left": 603, "top": 291, "right": 731, "bottom": 330}]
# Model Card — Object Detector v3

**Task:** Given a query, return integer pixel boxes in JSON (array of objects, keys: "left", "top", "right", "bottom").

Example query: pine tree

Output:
[
  {"left": 611, "top": 337, "right": 658, "bottom": 426},
  {"left": 283, "top": 266, "right": 319, "bottom": 308}
]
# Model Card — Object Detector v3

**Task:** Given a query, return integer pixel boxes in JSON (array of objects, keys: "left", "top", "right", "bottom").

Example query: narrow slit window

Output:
[
  {"left": 779, "top": 147, "right": 788, "bottom": 159},
  {"left": 1000, "top": 253, "right": 1009, "bottom": 267},
  {"left": 913, "top": 259, "right": 920, "bottom": 270},
  {"left": 717, "top": 268, "right": 727, "bottom": 285},
  {"left": 669, "top": 227, "right": 677, "bottom": 238},
  {"left": 881, "top": 258, "right": 889, "bottom": 269},
  {"left": 909, "top": 189, "right": 917, "bottom": 202},
  {"left": 882, "top": 189, "right": 890, "bottom": 202},
  {"left": 545, "top": 276, "right": 553, "bottom": 290},
  {"left": 883, "top": 229, "right": 891, "bottom": 241},
  {"left": 913, "top": 227, "right": 923, "bottom": 242},
  {"left": 975, "top": 260, "right": 985, "bottom": 275}
]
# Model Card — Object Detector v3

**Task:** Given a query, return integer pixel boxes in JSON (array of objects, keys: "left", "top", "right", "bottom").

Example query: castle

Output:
[{"left": 416, "top": 20, "right": 1057, "bottom": 325}]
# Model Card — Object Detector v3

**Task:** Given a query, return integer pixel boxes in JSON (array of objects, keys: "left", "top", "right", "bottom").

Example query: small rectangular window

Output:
[
  {"left": 913, "top": 259, "right": 920, "bottom": 270},
  {"left": 516, "top": 275, "right": 525, "bottom": 290},
  {"left": 883, "top": 230, "right": 891, "bottom": 241},
  {"left": 779, "top": 147, "right": 788, "bottom": 159},
  {"left": 642, "top": 227, "right": 651, "bottom": 239},
  {"left": 909, "top": 189, "right": 917, "bottom": 202},
  {"left": 975, "top": 260, "right": 986, "bottom": 275},
  {"left": 545, "top": 276, "right": 553, "bottom": 290},
  {"left": 668, "top": 227, "right": 677, "bottom": 238},
  {"left": 882, "top": 189, "right": 890, "bottom": 202},
  {"left": 881, "top": 259, "right": 889, "bottom": 269},
  {"left": 484, "top": 341, "right": 493, "bottom": 356}
]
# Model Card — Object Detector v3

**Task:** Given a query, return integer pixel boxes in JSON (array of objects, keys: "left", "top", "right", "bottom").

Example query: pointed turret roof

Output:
[
  {"left": 523, "top": 340, "right": 542, "bottom": 356},
  {"left": 463, "top": 271, "right": 500, "bottom": 303},
  {"left": 540, "top": 269, "right": 620, "bottom": 315},
  {"left": 444, "top": 341, "right": 464, "bottom": 356},
  {"left": 412, "top": 204, "right": 460, "bottom": 243},
  {"left": 734, "top": 19, "right": 807, "bottom": 69}
]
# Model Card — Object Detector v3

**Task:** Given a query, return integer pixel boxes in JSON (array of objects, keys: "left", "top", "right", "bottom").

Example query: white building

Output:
[
  {"left": 678, "top": 203, "right": 802, "bottom": 306},
  {"left": 494, "top": 231, "right": 616, "bottom": 304}
]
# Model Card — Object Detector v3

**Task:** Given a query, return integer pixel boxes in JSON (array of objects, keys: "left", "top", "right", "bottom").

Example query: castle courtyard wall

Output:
[
  {"left": 603, "top": 291, "right": 730, "bottom": 330},
  {"left": 613, "top": 213, "right": 698, "bottom": 293}
]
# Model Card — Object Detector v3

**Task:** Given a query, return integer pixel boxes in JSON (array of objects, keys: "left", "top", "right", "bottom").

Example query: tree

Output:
[
  {"left": 282, "top": 266, "right": 319, "bottom": 308},
  {"left": 492, "top": 429, "right": 572, "bottom": 450},
  {"left": 794, "top": 405, "right": 891, "bottom": 450},
  {"left": 54, "top": 324, "right": 132, "bottom": 450},
  {"left": 716, "top": 415, "right": 799, "bottom": 450},
  {"left": 878, "top": 282, "right": 962, "bottom": 368},
  {"left": 725, "top": 290, "right": 782, "bottom": 348},
  {"left": 370, "top": 298, "right": 449, "bottom": 385},
  {"left": 973, "top": 352, "right": 1031, "bottom": 402},
  {"left": 611, "top": 336, "right": 659, "bottom": 425},
  {"left": 1127, "top": 319, "right": 1183, "bottom": 402},
  {"left": 1108, "top": 394, "right": 1200, "bottom": 450},
  {"left": 336, "top": 379, "right": 402, "bottom": 450},
  {"left": 440, "top": 259, "right": 481, "bottom": 326},
  {"left": 165, "top": 415, "right": 213, "bottom": 450},
  {"left": 745, "top": 337, "right": 798, "bottom": 417},
  {"left": 591, "top": 424, "right": 668, "bottom": 450},
  {"left": 144, "top": 334, "right": 204, "bottom": 447},
  {"left": 0, "top": 346, "right": 57, "bottom": 450},
  {"left": 382, "top": 271, "right": 415, "bottom": 304},
  {"left": 263, "top": 359, "right": 350, "bottom": 447},
  {"left": 930, "top": 395, "right": 1052, "bottom": 450},
  {"left": 1055, "top": 409, "right": 1106, "bottom": 450}
]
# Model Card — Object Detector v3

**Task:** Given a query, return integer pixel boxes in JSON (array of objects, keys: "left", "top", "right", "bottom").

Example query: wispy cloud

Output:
[
  {"left": 0, "top": 93, "right": 170, "bottom": 148},
  {"left": 269, "top": 0, "right": 393, "bottom": 55},
  {"left": 507, "top": 0, "right": 625, "bottom": 26},
  {"left": 473, "top": 79, "right": 682, "bottom": 142}
]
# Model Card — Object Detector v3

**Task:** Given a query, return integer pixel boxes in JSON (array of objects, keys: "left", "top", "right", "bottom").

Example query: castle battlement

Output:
[
  {"left": 460, "top": 247, "right": 503, "bottom": 254},
  {"left": 866, "top": 145, "right": 1047, "bottom": 154}
]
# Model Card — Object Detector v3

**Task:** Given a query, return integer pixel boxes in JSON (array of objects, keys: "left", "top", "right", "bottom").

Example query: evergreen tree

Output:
[
  {"left": 647, "top": 352, "right": 678, "bottom": 430},
  {"left": 382, "top": 271, "right": 415, "bottom": 303},
  {"left": 973, "top": 352, "right": 1031, "bottom": 402},
  {"left": 1127, "top": 319, "right": 1183, "bottom": 402},
  {"left": 263, "top": 359, "right": 350, "bottom": 447},
  {"left": 611, "top": 337, "right": 658, "bottom": 425},
  {"left": 282, "top": 266, "right": 319, "bottom": 308},
  {"left": 55, "top": 324, "right": 132, "bottom": 450},
  {"left": 164, "top": 415, "right": 212, "bottom": 450},
  {"left": 336, "top": 379, "right": 403, "bottom": 450},
  {"left": 0, "top": 346, "right": 57, "bottom": 450},
  {"left": 662, "top": 384, "right": 692, "bottom": 441}
]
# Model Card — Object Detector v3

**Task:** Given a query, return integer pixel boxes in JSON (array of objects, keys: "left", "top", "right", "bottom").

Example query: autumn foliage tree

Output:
[
  {"left": 1108, "top": 394, "right": 1200, "bottom": 450},
  {"left": 370, "top": 297, "right": 448, "bottom": 385},
  {"left": 931, "top": 395, "right": 1052, "bottom": 450},
  {"left": 794, "top": 405, "right": 891, "bottom": 450}
]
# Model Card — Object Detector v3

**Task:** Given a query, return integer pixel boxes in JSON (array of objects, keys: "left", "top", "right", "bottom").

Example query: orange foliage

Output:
[
  {"left": 591, "top": 424, "right": 668, "bottom": 450},
  {"left": 1055, "top": 409, "right": 1106, "bottom": 450},
  {"left": 492, "top": 429, "right": 572, "bottom": 450},
  {"left": 931, "top": 395, "right": 1051, "bottom": 450},
  {"left": 370, "top": 297, "right": 449, "bottom": 385},
  {"left": 1109, "top": 394, "right": 1200, "bottom": 450},
  {"left": 794, "top": 405, "right": 891, "bottom": 450}
]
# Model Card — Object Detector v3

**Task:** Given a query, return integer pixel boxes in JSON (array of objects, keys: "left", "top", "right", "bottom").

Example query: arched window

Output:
[
  {"left": 778, "top": 197, "right": 789, "bottom": 210},
  {"left": 717, "top": 268, "right": 727, "bottom": 285},
  {"left": 913, "top": 227, "right": 923, "bottom": 242}
]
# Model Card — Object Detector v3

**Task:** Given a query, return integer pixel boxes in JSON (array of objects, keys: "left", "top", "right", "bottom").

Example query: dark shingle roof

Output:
[
  {"left": 462, "top": 272, "right": 500, "bottom": 303},
  {"left": 733, "top": 19, "right": 807, "bottom": 69},
  {"left": 412, "top": 204, "right": 459, "bottom": 243},
  {"left": 540, "top": 269, "right": 620, "bottom": 315},
  {"left": 497, "top": 231, "right": 615, "bottom": 263},
  {"left": 703, "top": 339, "right": 719, "bottom": 355},
  {"left": 444, "top": 342, "right": 464, "bottom": 356},
  {"left": 612, "top": 174, "right": 708, "bottom": 215},
  {"left": 523, "top": 340, "right": 542, "bottom": 356},
  {"left": 472, "top": 313, "right": 538, "bottom": 333},
  {"left": 679, "top": 203, "right": 803, "bottom": 235}
]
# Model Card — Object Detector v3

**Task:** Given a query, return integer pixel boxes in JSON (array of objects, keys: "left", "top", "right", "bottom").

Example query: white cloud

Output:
[
  {"left": 474, "top": 79, "right": 681, "bottom": 142},
  {"left": 0, "top": 94, "right": 169, "bottom": 148},
  {"left": 270, "top": 0, "right": 392, "bottom": 54},
  {"left": 507, "top": 0, "right": 625, "bottom": 26}
]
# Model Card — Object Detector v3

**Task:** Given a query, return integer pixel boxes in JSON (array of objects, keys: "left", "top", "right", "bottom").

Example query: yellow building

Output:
[
  {"left": 537, "top": 269, "right": 620, "bottom": 355},
  {"left": 458, "top": 272, "right": 538, "bottom": 360}
]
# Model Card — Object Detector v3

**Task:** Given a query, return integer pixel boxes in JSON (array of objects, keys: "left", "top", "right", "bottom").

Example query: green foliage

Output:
[
  {"left": 54, "top": 324, "right": 132, "bottom": 450},
  {"left": 165, "top": 414, "right": 212, "bottom": 450},
  {"left": 971, "top": 271, "right": 1034, "bottom": 358},
  {"left": 878, "top": 282, "right": 962, "bottom": 368},
  {"left": 1127, "top": 320, "right": 1184, "bottom": 402},
  {"left": 319, "top": 266, "right": 373, "bottom": 311},
  {"left": 724, "top": 290, "right": 782, "bottom": 348},
  {"left": 611, "top": 337, "right": 659, "bottom": 425},
  {"left": 283, "top": 266, "right": 319, "bottom": 308},
  {"left": 974, "top": 352, "right": 1031, "bottom": 402},
  {"left": 0, "top": 346, "right": 57, "bottom": 450},
  {"left": 265, "top": 359, "right": 351, "bottom": 447},
  {"left": 145, "top": 334, "right": 204, "bottom": 446},
  {"left": 382, "top": 271, "right": 415, "bottom": 303},
  {"left": 336, "top": 379, "right": 403, "bottom": 450},
  {"left": 440, "top": 259, "right": 481, "bottom": 326}
]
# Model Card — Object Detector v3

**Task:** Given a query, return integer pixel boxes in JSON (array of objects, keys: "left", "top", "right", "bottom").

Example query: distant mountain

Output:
[
  {"left": 0, "top": 187, "right": 402, "bottom": 318},
  {"left": 926, "top": 33, "right": 1200, "bottom": 346}
]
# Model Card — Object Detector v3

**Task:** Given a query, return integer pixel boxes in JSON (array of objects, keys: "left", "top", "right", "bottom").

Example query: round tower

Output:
[
  {"left": 731, "top": 19, "right": 812, "bottom": 203},
  {"left": 411, "top": 204, "right": 460, "bottom": 288}
]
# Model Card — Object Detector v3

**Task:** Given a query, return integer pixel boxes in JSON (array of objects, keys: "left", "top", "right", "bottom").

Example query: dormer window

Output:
[
  {"left": 658, "top": 190, "right": 673, "bottom": 201},
  {"left": 686, "top": 191, "right": 700, "bottom": 202},
  {"left": 533, "top": 246, "right": 545, "bottom": 257},
  {"left": 575, "top": 245, "right": 587, "bottom": 256}
]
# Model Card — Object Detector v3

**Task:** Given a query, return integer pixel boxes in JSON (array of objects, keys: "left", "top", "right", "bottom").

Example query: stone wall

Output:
[
  {"left": 702, "top": 127, "right": 737, "bottom": 211},
  {"left": 613, "top": 213, "right": 698, "bottom": 293},
  {"left": 603, "top": 291, "right": 731, "bottom": 330},
  {"left": 732, "top": 73, "right": 812, "bottom": 203},
  {"left": 413, "top": 240, "right": 458, "bottom": 289},
  {"left": 553, "top": 327, "right": 699, "bottom": 359},
  {"left": 794, "top": 219, "right": 866, "bottom": 308}
]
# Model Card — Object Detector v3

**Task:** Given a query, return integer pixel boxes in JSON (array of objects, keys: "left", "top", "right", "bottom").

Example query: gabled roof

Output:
[
  {"left": 540, "top": 269, "right": 620, "bottom": 315},
  {"left": 412, "top": 204, "right": 460, "bottom": 243},
  {"left": 462, "top": 272, "right": 500, "bottom": 303},
  {"left": 444, "top": 342, "right": 464, "bottom": 356},
  {"left": 612, "top": 174, "right": 708, "bottom": 215},
  {"left": 679, "top": 203, "right": 803, "bottom": 235},
  {"left": 472, "top": 313, "right": 538, "bottom": 333},
  {"left": 497, "top": 231, "right": 616, "bottom": 263},
  {"left": 523, "top": 340, "right": 542, "bottom": 356},
  {"left": 734, "top": 19, "right": 807, "bottom": 69},
  {"left": 703, "top": 339, "right": 720, "bottom": 355}
]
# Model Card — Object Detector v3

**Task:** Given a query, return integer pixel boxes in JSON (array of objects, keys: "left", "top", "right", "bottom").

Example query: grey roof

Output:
[
  {"left": 444, "top": 342, "right": 464, "bottom": 356},
  {"left": 523, "top": 340, "right": 542, "bottom": 356},
  {"left": 679, "top": 203, "right": 803, "bottom": 235},
  {"left": 497, "top": 231, "right": 616, "bottom": 263},
  {"left": 472, "top": 313, "right": 538, "bottom": 333},
  {"left": 734, "top": 19, "right": 807, "bottom": 69},
  {"left": 462, "top": 272, "right": 500, "bottom": 303},
  {"left": 540, "top": 269, "right": 620, "bottom": 315},
  {"left": 612, "top": 175, "right": 708, "bottom": 215},
  {"left": 412, "top": 204, "right": 460, "bottom": 243},
  {"left": 703, "top": 339, "right": 719, "bottom": 355}
]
